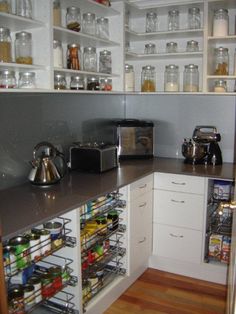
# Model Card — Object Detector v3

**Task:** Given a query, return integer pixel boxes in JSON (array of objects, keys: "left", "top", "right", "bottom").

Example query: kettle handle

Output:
[
  {"left": 33, "top": 141, "right": 57, "bottom": 160},
  {"left": 55, "top": 150, "right": 67, "bottom": 178}
]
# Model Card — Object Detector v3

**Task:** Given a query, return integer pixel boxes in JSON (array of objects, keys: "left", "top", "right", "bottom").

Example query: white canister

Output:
[{"left": 213, "top": 8, "right": 229, "bottom": 37}]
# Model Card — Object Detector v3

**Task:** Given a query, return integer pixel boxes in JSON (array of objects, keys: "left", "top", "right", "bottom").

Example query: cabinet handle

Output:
[
  {"left": 138, "top": 237, "right": 146, "bottom": 244},
  {"left": 139, "top": 184, "right": 147, "bottom": 189},
  {"left": 171, "top": 181, "right": 186, "bottom": 186},
  {"left": 139, "top": 202, "right": 147, "bottom": 208},
  {"left": 170, "top": 233, "right": 184, "bottom": 238},
  {"left": 171, "top": 199, "right": 185, "bottom": 204}
]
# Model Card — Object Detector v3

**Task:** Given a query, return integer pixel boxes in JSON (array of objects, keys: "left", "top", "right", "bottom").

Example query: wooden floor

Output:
[{"left": 104, "top": 268, "right": 227, "bottom": 314}]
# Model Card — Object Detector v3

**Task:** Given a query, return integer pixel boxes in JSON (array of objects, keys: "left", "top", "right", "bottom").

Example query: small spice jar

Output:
[
  {"left": 96, "top": 17, "right": 109, "bottom": 39},
  {"left": 99, "top": 50, "right": 111, "bottom": 74},
  {"left": 70, "top": 75, "right": 85, "bottom": 90},
  {"left": 213, "top": 8, "right": 229, "bottom": 37},
  {"left": 144, "top": 43, "right": 156, "bottom": 54},
  {"left": 125, "top": 64, "right": 134, "bottom": 92},
  {"left": 214, "top": 47, "right": 229, "bottom": 75},
  {"left": 141, "top": 65, "right": 156, "bottom": 92},
  {"left": 100, "top": 78, "right": 112, "bottom": 91},
  {"left": 67, "top": 43, "right": 81, "bottom": 70},
  {"left": 87, "top": 77, "right": 100, "bottom": 90},
  {"left": 166, "top": 42, "right": 178, "bottom": 53},
  {"left": 0, "top": 70, "right": 16, "bottom": 88},
  {"left": 183, "top": 64, "right": 199, "bottom": 92},
  {"left": 83, "top": 47, "right": 97, "bottom": 72},
  {"left": 188, "top": 7, "right": 201, "bottom": 29},
  {"left": 168, "top": 9, "right": 179, "bottom": 31},
  {"left": 54, "top": 73, "right": 67, "bottom": 90},
  {"left": 0, "top": 0, "right": 11, "bottom": 13},
  {"left": 18, "top": 72, "right": 36, "bottom": 89},
  {"left": 164, "top": 64, "right": 179, "bottom": 92},
  {"left": 214, "top": 80, "right": 227, "bottom": 92},
  {"left": 0, "top": 27, "right": 12, "bottom": 63},
  {"left": 53, "top": 0, "right": 61, "bottom": 27},
  {"left": 186, "top": 40, "right": 199, "bottom": 52},
  {"left": 53, "top": 39, "right": 63, "bottom": 68},
  {"left": 146, "top": 11, "right": 158, "bottom": 33},
  {"left": 66, "top": 7, "right": 81, "bottom": 32},
  {"left": 15, "top": 31, "right": 33, "bottom": 65},
  {"left": 82, "top": 12, "right": 96, "bottom": 35}
]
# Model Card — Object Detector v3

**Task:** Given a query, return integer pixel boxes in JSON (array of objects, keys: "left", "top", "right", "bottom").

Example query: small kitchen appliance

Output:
[
  {"left": 182, "top": 125, "right": 222, "bottom": 165},
  {"left": 113, "top": 119, "right": 154, "bottom": 159},
  {"left": 68, "top": 142, "right": 118, "bottom": 173}
]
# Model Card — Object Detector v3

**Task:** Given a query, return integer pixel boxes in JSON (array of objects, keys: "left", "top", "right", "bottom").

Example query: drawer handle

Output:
[
  {"left": 170, "top": 233, "right": 184, "bottom": 238},
  {"left": 171, "top": 199, "right": 185, "bottom": 204},
  {"left": 171, "top": 181, "right": 186, "bottom": 186},
  {"left": 139, "top": 237, "right": 146, "bottom": 244},
  {"left": 139, "top": 202, "right": 147, "bottom": 208},
  {"left": 139, "top": 184, "right": 147, "bottom": 189}
]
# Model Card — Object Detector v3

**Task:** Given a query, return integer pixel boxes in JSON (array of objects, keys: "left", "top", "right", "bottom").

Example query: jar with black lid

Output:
[{"left": 87, "top": 77, "right": 100, "bottom": 90}]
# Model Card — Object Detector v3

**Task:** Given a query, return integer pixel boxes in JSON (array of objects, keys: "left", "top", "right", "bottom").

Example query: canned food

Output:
[
  {"left": 48, "top": 266, "right": 62, "bottom": 291},
  {"left": 27, "top": 275, "right": 42, "bottom": 303},
  {"left": 8, "top": 285, "right": 25, "bottom": 314},
  {"left": 32, "top": 229, "right": 51, "bottom": 256},
  {"left": 96, "top": 216, "right": 107, "bottom": 236},
  {"left": 107, "top": 210, "right": 119, "bottom": 231},
  {"left": 8, "top": 236, "right": 30, "bottom": 270},
  {"left": 24, "top": 233, "right": 41, "bottom": 262},
  {"left": 23, "top": 284, "right": 35, "bottom": 310},
  {"left": 41, "top": 273, "right": 54, "bottom": 298},
  {"left": 3, "top": 245, "right": 17, "bottom": 276},
  {"left": 82, "top": 279, "right": 91, "bottom": 305},
  {"left": 44, "top": 221, "right": 63, "bottom": 249}
]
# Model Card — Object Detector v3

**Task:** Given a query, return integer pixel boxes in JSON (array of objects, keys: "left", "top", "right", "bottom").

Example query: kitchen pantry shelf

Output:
[
  {"left": 126, "top": 51, "right": 203, "bottom": 60},
  {"left": 54, "top": 67, "right": 120, "bottom": 78},
  {"left": 0, "top": 12, "right": 44, "bottom": 31}
]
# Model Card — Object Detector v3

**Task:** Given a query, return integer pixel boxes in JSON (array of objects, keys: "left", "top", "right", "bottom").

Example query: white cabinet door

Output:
[{"left": 130, "top": 174, "right": 153, "bottom": 202}]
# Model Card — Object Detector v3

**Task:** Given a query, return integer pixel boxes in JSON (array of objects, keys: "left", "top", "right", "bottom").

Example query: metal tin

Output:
[
  {"left": 32, "top": 228, "right": 51, "bottom": 256},
  {"left": 27, "top": 275, "right": 42, "bottom": 303},
  {"left": 44, "top": 221, "right": 63, "bottom": 249},
  {"left": 41, "top": 273, "right": 54, "bottom": 298},
  {"left": 23, "top": 284, "right": 35, "bottom": 310},
  {"left": 24, "top": 233, "right": 41, "bottom": 261},
  {"left": 48, "top": 266, "right": 62, "bottom": 291},
  {"left": 8, "top": 236, "right": 30, "bottom": 270}
]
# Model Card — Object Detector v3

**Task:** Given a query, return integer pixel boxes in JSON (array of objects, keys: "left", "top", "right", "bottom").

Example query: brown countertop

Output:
[{"left": 0, "top": 157, "right": 235, "bottom": 241}]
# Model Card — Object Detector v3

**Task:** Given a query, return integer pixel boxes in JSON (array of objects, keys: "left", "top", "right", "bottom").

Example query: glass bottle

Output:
[
  {"left": 166, "top": 42, "right": 178, "bottom": 53},
  {"left": 164, "top": 64, "right": 179, "bottom": 92},
  {"left": 0, "top": 27, "right": 12, "bottom": 63},
  {"left": 188, "top": 7, "right": 201, "bottom": 29},
  {"left": 214, "top": 79, "right": 227, "bottom": 93},
  {"left": 83, "top": 47, "right": 97, "bottom": 72},
  {"left": 125, "top": 64, "right": 134, "bottom": 92},
  {"left": 16, "top": 0, "right": 32, "bottom": 19},
  {"left": 87, "top": 77, "right": 100, "bottom": 90},
  {"left": 144, "top": 43, "right": 156, "bottom": 54},
  {"left": 67, "top": 43, "right": 81, "bottom": 70},
  {"left": 0, "top": 70, "right": 16, "bottom": 88},
  {"left": 168, "top": 9, "right": 179, "bottom": 31},
  {"left": 0, "top": 0, "right": 11, "bottom": 13},
  {"left": 18, "top": 71, "right": 36, "bottom": 88},
  {"left": 70, "top": 75, "right": 85, "bottom": 90},
  {"left": 100, "top": 78, "right": 112, "bottom": 91},
  {"left": 96, "top": 17, "right": 109, "bottom": 40},
  {"left": 82, "top": 13, "right": 96, "bottom": 36},
  {"left": 146, "top": 12, "right": 158, "bottom": 33},
  {"left": 66, "top": 7, "right": 81, "bottom": 32},
  {"left": 15, "top": 31, "right": 33, "bottom": 64},
  {"left": 183, "top": 64, "right": 199, "bottom": 92},
  {"left": 53, "top": 39, "right": 63, "bottom": 68},
  {"left": 213, "top": 8, "right": 229, "bottom": 37},
  {"left": 99, "top": 50, "right": 111, "bottom": 74},
  {"left": 141, "top": 65, "right": 156, "bottom": 92},
  {"left": 54, "top": 73, "right": 67, "bottom": 90},
  {"left": 53, "top": 0, "right": 61, "bottom": 27},
  {"left": 214, "top": 47, "right": 229, "bottom": 75},
  {"left": 186, "top": 40, "right": 199, "bottom": 52}
]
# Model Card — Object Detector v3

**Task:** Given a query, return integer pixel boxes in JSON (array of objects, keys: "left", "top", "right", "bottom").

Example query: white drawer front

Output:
[
  {"left": 130, "top": 174, "right": 153, "bottom": 201},
  {"left": 153, "top": 190, "right": 204, "bottom": 230},
  {"left": 153, "top": 224, "right": 202, "bottom": 263},
  {"left": 154, "top": 172, "right": 205, "bottom": 194}
]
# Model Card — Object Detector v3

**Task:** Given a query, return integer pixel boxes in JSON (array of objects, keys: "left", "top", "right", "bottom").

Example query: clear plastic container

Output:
[
  {"left": 183, "top": 64, "right": 199, "bottom": 92},
  {"left": 214, "top": 47, "right": 229, "bottom": 75},
  {"left": 16, "top": 0, "right": 32, "bottom": 19},
  {"left": 66, "top": 7, "right": 81, "bottom": 32},
  {"left": 96, "top": 17, "right": 109, "bottom": 40},
  {"left": 164, "top": 64, "right": 179, "bottom": 92},
  {"left": 141, "top": 65, "right": 156, "bottom": 92},
  {"left": 83, "top": 47, "right": 97, "bottom": 72},
  {"left": 15, "top": 31, "right": 33, "bottom": 64},
  {"left": 82, "top": 13, "right": 96, "bottom": 35},
  {"left": 186, "top": 40, "right": 199, "bottom": 52},
  {"left": 0, "top": 0, "right": 11, "bottom": 13},
  {"left": 146, "top": 12, "right": 158, "bottom": 33},
  {"left": 18, "top": 71, "right": 36, "bottom": 89},
  {"left": 53, "top": 0, "right": 61, "bottom": 27},
  {"left": 99, "top": 50, "right": 111, "bottom": 74},
  {"left": 144, "top": 43, "right": 156, "bottom": 54},
  {"left": 53, "top": 39, "right": 63, "bottom": 68},
  {"left": 54, "top": 73, "right": 67, "bottom": 90},
  {"left": 0, "top": 70, "right": 16, "bottom": 88},
  {"left": 188, "top": 7, "right": 201, "bottom": 29},
  {"left": 168, "top": 9, "right": 179, "bottom": 31},
  {"left": 125, "top": 64, "right": 134, "bottom": 92},
  {"left": 0, "top": 27, "right": 12, "bottom": 63},
  {"left": 213, "top": 8, "right": 229, "bottom": 37},
  {"left": 214, "top": 80, "right": 227, "bottom": 93},
  {"left": 70, "top": 75, "right": 85, "bottom": 90},
  {"left": 166, "top": 42, "right": 178, "bottom": 53},
  {"left": 67, "top": 43, "right": 81, "bottom": 71}
]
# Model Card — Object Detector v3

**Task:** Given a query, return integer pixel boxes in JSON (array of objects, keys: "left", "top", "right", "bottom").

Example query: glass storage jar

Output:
[
  {"left": 54, "top": 73, "right": 67, "bottom": 90},
  {"left": 188, "top": 7, "right": 201, "bottom": 29},
  {"left": 66, "top": 7, "right": 81, "bottom": 32},
  {"left": 83, "top": 47, "right": 97, "bottom": 72},
  {"left": 96, "top": 17, "right": 109, "bottom": 40},
  {"left": 183, "top": 64, "right": 199, "bottom": 92},
  {"left": 214, "top": 47, "right": 229, "bottom": 75},
  {"left": 144, "top": 43, "right": 156, "bottom": 54},
  {"left": 125, "top": 64, "right": 134, "bottom": 92},
  {"left": 67, "top": 43, "right": 81, "bottom": 70},
  {"left": 70, "top": 75, "right": 85, "bottom": 90},
  {"left": 15, "top": 31, "right": 33, "bottom": 64},
  {"left": 87, "top": 77, "right": 100, "bottom": 90},
  {"left": 82, "top": 13, "right": 96, "bottom": 35},
  {"left": 0, "top": 27, "right": 12, "bottom": 63},
  {"left": 53, "top": 0, "right": 61, "bottom": 27},
  {"left": 146, "top": 12, "right": 158, "bottom": 33},
  {"left": 164, "top": 64, "right": 179, "bottom": 92},
  {"left": 141, "top": 65, "right": 156, "bottom": 92},
  {"left": 213, "top": 8, "right": 229, "bottom": 37},
  {"left": 166, "top": 42, "right": 178, "bottom": 53},
  {"left": 214, "top": 79, "right": 227, "bottom": 92},
  {"left": 0, "top": 70, "right": 16, "bottom": 88},
  {"left": 18, "top": 71, "right": 36, "bottom": 88},
  {"left": 168, "top": 9, "right": 179, "bottom": 31},
  {"left": 16, "top": 0, "right": 32, "bottom": 19},
  {"left": 53, "top": 39, "right": 63, "bottom": 68},
  {"left": 186, "top": 40, "right": 199, "bottom": 52},
  {"left": 100, "top": 78, "right": 112, "bottom": 91},
  {"left": 99, "top": 50, "right": 111, "bottom": 74},
  {"left": 0, "top": 0, "right": 11, "bottom": 13}
]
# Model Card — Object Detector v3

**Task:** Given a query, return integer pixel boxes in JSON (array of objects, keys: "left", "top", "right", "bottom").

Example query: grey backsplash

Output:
[{"left": 0, "top": 93, "right": 235, "bottom": 190}]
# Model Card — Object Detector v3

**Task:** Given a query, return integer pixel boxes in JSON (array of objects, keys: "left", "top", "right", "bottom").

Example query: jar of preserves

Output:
[
  {"left": 0, "top": 70, "right": 16, "bottom": 88},
  {"left": 214, "top": 79, "right": 227, "bottom": 92},
  {"left": 15, "top": 31, "right": 33, "bottom": 64},
  {"left": 144, "top": 43, "right": 156, "bottom": 54},
  {"left": 0, "top": 0, "right": 11, "bottom": 13},
  {"left": 188, "top": 7, "right": 201, "bottom": 29},
  {"left": 168, "top": 9, "right": 179, "bottom": 31},
  {"left": 213, "top": 8, "right": 229, "bottom": 37},
  {"left": 87, "top": 77, "right": 100, "bottom": 90},
  {"left": 53, "top": 0, "right": 61, "bottom": 27},
  {"left": 0, "top": 27, "right": 12, "bottom": 63},
  {"left": 141, "top": 65, "right": 156, "bottom": 92},
  {"left": 166, "top": 42, "right": 178, "bottom": 53},
  {"left": 53, "top": 39, "right": 63, "bottom": 68},
  {"left": 54, "top": 73, "right": 67, "bottom": 90},
  {"left": 18, "top": 72, "right": 36, "bottom": 89},
  {"left": 100, "top": 78, "right": 112, "bottom": 91},
  {"left": 83, "top": 47, "right": 97, "bottom": 72},
  {"left": 67, "top": 43, "right": 81, "bottom": 70},
  {"left": 164, "top": 64, "right": 179, "bottom": 92},
  {"left": 82, "top": 12, "right": 96, "bottom": 35},
  {"left": 183, "top": 64, "right": 199, "bottom": 92},
  {"left": 146, "top": 11, "right": 158, "bottom": 33},
  {"left": 97, "top": 17, "right": 109, "bottom": 39},
  {"left": 186, "top": 40, "right": 199, "bottom": 52},
  {"left": 214, "top": 47, "right": 229, "bottom": 75},
  {"left": 70, "top": 75, "right": 85, "bottom": 90},
  {"left": 66, "top": 7, "right": 81, "bottom": 32},
  {"left": 8, "top": 285, "right": 25, "bottom": 314},
  {"left": 99, "top": 50, "right": 111, "bottom": 74},
  {"left": 16, "top": 0, "right": 32, "bottom": 19}
]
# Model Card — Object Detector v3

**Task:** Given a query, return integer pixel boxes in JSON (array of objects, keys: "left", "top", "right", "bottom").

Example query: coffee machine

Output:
[{"left": 182, "top": 126, "right": 222, "bottom": 165}]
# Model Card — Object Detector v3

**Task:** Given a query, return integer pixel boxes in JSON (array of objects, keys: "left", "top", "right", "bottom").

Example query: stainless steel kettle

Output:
[{"left": 28, "top": 142, "right": 67, "bottom": 186}]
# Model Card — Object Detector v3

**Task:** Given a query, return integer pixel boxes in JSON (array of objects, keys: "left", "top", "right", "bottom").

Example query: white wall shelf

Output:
[
  {"left": 126, "top": 51, "right": 203, "bottom": 60},
  {"left": 0, "top": 12, "right": 45, "bottom": 31}
]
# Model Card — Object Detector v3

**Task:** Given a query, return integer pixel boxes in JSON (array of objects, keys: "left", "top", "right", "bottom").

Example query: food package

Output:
[
  {"left": 208, "top": 234, "right": 223, "bottom": 260},
  {"left": 221, "top": 236, "right": 231, "bottom": 264}
]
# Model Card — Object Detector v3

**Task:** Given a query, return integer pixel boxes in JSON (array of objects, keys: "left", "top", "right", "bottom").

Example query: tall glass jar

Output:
[
  {"left": 0, "top": 70, "right": 16, "bottom": 88},
  {"left": 83, "top": 47, "right": 97, "bottom": 72},
  {"left": 144, "top": 43, "right": 156, "bottom": 54},
  {"left": 99, "top": 50, "right": 111, "bottom": 74},
  {"left": 186, "top": 40, "right": 199, "bottom": 52},
  {"left": 164, "top": 64, "right": 179, "bottom": 92},
  {"left": 146, "top": 12, "right": 158, "bottom": 33},
  {"left": 15, "top": 31, "right": 33, "bottom": 64},
  {"left": 53, "top": 39, "right": 63, "bottom": 68},
  {"left": 54, "top": 73, "right": 67, "bottom": 90},
  {"left": 0, "top": 0, "right": 11, "bottom": 13},
  {"left": 53, "top": 0, "right": 61, "bottom": 27},
  {"left": 70, "top": 75, "right": 85, "bottom": 90},
  {"left": 188, "top": 7, "right": 201, "bottom": 29},
  {"left": 213, "top": 8, "right": 229, "bottom": 37},
  {"left": 168, "top": 9, "right": 179, "bottom": 31},
  {"left": 66, "top": 7, "right": 81, "bottom": 32},
  {"left": 0, "top": 27, "right": 12, "bottom": 63},
  {"left": 96, "top": 17, "right": 109, "bottom": 40},
  {"left": 67, "top": 43, "right": 81, "bottom": 70},
  {"left": 82, "top": 13, "right": 96, "bottom": 35},
  {"left": 16, "top": 0, "right": 32, "bottom": 19},
  {"left": 166, "top": 42, "right": 178, "bottom": 53},
  {"left": 18, "top": 71, "right": 36, "bottom": 89},
  {"left": 141, "top": 65, "right": 156, "bottom": 92},
  {"left": 214, "top": 47, "right": 229, "bottom": 75},
  {"left": 125, "top": 64, "right": 134, "bottom": 92},
  {"left": 183, "top": 64, "right": 199, "bottom": 92}
]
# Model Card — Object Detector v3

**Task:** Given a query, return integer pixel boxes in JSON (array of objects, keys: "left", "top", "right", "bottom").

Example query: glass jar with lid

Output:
[
  {"left": 54, "top": 73, "right": 67, "bottom": 90},
  {"left": 0, "top": 27, "right": 12, "bottom": 62},
  {"left": 141, "top": 65, "right": 156, "bottom": 92},
  {"left": 0, "top": 70, "right": 16, "bottom": 88},
  {"left": 214, "top": 80, "right": 227, "bottom": 93},
  {"left": 18, "top": 71, "right": 36, "bottom": 88},
  {"left": 67, "top": 43, "right": 81, "bottom": 70},
  {"left": 53, "top": 39, "right": 63, "bottom": 68},
  {"left": 146, "top": 12, "right": 158, "bottom": 33},
  {"left": 15, "top": 31, "right": 33, "bottom": 64},
  {"left": 188, "top": 7, "right": 201, "bottom": 29},
  {"left": 183, "top": 64, "right": 199, "bottom": 92},
  {"left": 214, "top": 47, "right": 229, "bottom": 75},
  {"left": 0, "top": 0, "right": 11, "bottom": 13},
  {"left": 99, "top": 50, "right": 111, "bottom": 74},
  {"left": 125, "top": 64, "right": 134, "bottom": 92},
  {"left": 168, "top": 9, "right": 179, "bottom": 31},
  {"left": 100, "top": 78, "right": 112, "bottom": 91},
  {"left": 16, "top": 0, "right": 32, "bottom": 19},
  {"left": 83, "top": 47, "right": 97, "bottom": 72},
  {"left": 82, "top": 13, "right": 96, "bottom": 36},
  {"left": 144, "top": 43, "right": 156, "bottom": 54},
  {"left": 166, "top": 42, "right": 178, "bottom": 53},
  {"left": 96, "top": 17, "right": 109, "bottom": 40},
  {"left": 87, "top": 77, "right": 100, "bottom": 91},
  {"left": 213, "top": 8, "right": 229, "bottom": 37},
  {"left": 66, "top": 7, "right": 81, "bottom": 32},
  {"left": 53, "top": 0, "right": 61, "bottom": 26},
  {"left": 186, "top": 40, "right": 199, "bottom": 52},
  {"left": 164, "top": 64, "right": 179, "bottom": 92},
  {"left": 70, "top": 75, "right": 85, "bottom": 90}
]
